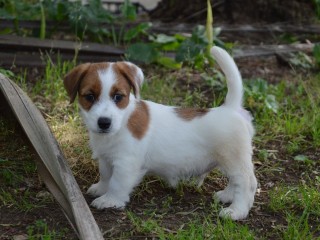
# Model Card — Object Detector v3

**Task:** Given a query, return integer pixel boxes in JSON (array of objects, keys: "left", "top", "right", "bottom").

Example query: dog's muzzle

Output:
[{"left": 97, "top": 117, "right": 112, "bottom": 132}]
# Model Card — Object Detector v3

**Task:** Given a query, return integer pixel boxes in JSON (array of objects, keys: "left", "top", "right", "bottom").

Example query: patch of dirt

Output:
[
  {"left": 1, "top": 0, "right": 319, "bottom": 236},
  {"left": 1, "top": 47, "right": 319, "bottom": 239}
]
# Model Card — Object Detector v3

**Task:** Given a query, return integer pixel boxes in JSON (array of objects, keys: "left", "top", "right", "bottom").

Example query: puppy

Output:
[{"left": 63, "top": 46, "right": 257, "bottom": 220}]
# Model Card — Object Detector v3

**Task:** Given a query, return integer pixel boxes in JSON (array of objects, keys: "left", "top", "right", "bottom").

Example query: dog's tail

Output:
[{"left": 210, "top": 46, "right": 243, "bottom": 109}]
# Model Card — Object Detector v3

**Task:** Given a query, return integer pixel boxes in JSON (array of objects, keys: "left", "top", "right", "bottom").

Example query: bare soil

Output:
[
  {"left": 1, "top": 52, "right": 319, "bottom": 239},
  {"left": 1, "top": 2, "right": 320, "bottom": 237}
]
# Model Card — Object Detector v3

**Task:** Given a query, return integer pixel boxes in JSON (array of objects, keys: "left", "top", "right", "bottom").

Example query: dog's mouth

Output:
[{"left": 97, "top": 129, "right": 110, "bottom": 134}]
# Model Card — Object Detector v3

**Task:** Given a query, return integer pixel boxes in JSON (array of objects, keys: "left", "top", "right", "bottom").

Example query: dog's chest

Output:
[{"left": 89, "top": 133, "right": 125, "bottom": 160}]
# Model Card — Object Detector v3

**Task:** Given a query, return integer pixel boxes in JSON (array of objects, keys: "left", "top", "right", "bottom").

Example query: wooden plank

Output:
[
  {"left": 1, "top": 19, "right": 320, "bottom": 35},
  {"left": 0, "top": 34, "right": 124, "bottom": 56},
  {"left": 0, "top": 74, "right": 104, "bottom": 240},
  {"left": 150, "top": 22, "right": 320, "bottom": 35},
  {"left": 233, "top": 43, "right": 315, "bottom": 58},
  {"left": 0, "top": 19, "right": 70, "bottom": 31},
  {"left": 0, "top": 34, "right": 316, "bottom": 68},
  {"left": 0, "top": 52, "right": 122, "bottom": 68}
]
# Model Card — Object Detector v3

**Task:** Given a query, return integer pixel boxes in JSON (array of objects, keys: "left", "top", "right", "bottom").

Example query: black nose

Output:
[{"left": 97, "top": 117, "right": 111, "bottom": 130}]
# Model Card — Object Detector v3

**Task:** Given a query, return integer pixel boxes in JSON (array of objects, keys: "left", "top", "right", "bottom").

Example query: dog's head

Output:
[{"left": 64, "top": 62, "right": 144, "bottom": 135}]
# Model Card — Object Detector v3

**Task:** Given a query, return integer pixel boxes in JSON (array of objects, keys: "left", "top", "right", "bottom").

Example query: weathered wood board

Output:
[
  {"left": 0, "top": 34, "right": 124, "bottom": 67},
  {"left": 0, "top": 34, "right": 317, "bottom": 68},
  {"left": 0, "top": 74, "right": 104, "bottom": 240}
]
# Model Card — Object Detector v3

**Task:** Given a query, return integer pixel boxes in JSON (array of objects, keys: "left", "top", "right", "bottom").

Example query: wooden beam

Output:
[
  {"left": 233, "top": 43, "right": 315, "bottom": 58},
  {"left": 0, "top": 75, "right": 104, "bottom": 240},
  {"left": 0, "top": 34, "right": 124, "bottom": 56}
]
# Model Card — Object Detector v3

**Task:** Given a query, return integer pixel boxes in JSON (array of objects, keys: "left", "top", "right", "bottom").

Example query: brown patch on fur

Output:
[
  {"left": 63, "top": 63, "right": 91, "bottom": 103},
  {"left": 113, "top": 62, "right": 140, "bottom": 98},
  {"left": 109, "top": 73, "right": 131, "bottom": 109},
  {"left": 127, "top": 101, "right": 150, "bottom": 139},
  {"left": 174, "top": 108, "right": 209, "bottom": 121},
  {"left": 63, "top": 62, "right": 109, "bottom": 110}
]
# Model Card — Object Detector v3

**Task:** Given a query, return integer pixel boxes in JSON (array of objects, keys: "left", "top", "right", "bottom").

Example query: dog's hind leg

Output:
[{"left": 217, "top": 152, "right": 257, "bottom": 220}]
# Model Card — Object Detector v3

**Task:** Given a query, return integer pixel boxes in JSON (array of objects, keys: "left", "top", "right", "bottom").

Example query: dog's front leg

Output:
[
  {"left": 90, "top": 158, "right": 144, "bottom": 209},
  {"left": 87, "top": 159, "right": 112, "bottom": 197}
]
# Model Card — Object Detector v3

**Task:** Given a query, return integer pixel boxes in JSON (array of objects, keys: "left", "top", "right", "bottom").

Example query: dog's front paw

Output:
[
  {"left": 87, "top": 182, "right": 108, "bottom": 197},
  {"left": 91, "top": 194, "right": 126, "bottom": 209}
]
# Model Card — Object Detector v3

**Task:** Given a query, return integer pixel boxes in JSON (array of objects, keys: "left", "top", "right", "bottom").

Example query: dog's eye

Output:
[
  {"left": 84, "top": 94, "right": 95, "bottom": 103},
  {"left": 113, "top": 94, "right": 123, "bottom": 103}
]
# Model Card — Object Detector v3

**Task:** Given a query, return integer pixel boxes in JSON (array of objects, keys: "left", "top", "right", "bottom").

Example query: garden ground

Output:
[{"left": 0, "top": 50, "right": 320, "bottom": 239}]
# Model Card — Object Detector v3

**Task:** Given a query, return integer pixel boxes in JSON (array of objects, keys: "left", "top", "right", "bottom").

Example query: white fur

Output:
[{"left": 81, "top": 47, "right": 257, "bottom": 220}]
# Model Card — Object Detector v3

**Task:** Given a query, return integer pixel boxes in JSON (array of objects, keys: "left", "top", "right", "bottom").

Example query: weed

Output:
[
  {"left": 288, "top": 52, "right": 313, "bottom": 70},
  {"left": 165, "top": 216, "right": 256, "bottom": 239},
  {"left": 27, "top": 219, "right": 68, "bottom": 240},
  {"left": 126, "top": 1, "right": 226, "bottom": 69},
  {"left": 313, "top": 44, "right": 320, "bottom": 67},
  {"left": 126, "top": 211, "right": 165, "bottom": 237},
  {"left": 269, "top": 185, "right": 320, "bottom": 217},
  {"left": 2, "top": 28, "right": 320, "bottom": 239},
  {"left": 32, "top": 56, "right": 74, "bottom": 104},
  {"left": 0, "top": 188, "right": 48, "bottom": 212},
  {"left": 282, "top": 211, "right": 318, "bottom": 240},
  {"left": 0, "top": 68, "right": 15, "bottom": 79}
]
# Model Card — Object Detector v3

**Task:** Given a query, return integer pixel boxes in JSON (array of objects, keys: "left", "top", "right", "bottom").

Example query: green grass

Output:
[
  {"left": 27, "top": 219, "right": 68, "bottom": 240},
  {"left": 247, "top": 75, "right": 320, "bottom": 151},
  {"left": 0, "top": 118, "right": 52, "bottom": 212},
  {"left": 269, "top": 184, "right": 320, "bottom": 217},
  {"left": 1, "top": 57, "right": 320, "bottom": 239},
  {"left": 32, "top": 56, "right": 75, "bottom": 105},
  {"left": 0, "top": 188, "right": 47, "bottom": 212},
  {"left": 126, "top": 207, "right": 256, "bottom": 240}
]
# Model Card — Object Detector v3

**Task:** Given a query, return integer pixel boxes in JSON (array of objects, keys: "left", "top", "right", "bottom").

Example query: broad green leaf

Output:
[
  {"left": 175, "top": 39, "right": 205, "bottom": 63},
  {"left": 153, "top": 34, "right": 176, "bottom": 44},
  {"left": 294, "top": 155, "right": 309, "bottom": 162},
  {"left": 124, "top": 22, "right": 152, "bottom": 41},
  {"left": 126, "top": 43, "right": 159, "bottom": 64},
  {"left": 160, "top": 41, "right": 181, "bottom": 51},
  {"left": 156, "top": 57, "right": 182, "bottom": 69}
]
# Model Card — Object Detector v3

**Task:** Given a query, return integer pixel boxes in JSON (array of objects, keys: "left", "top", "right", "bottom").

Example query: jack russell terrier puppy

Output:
[{"left": 63, "top": 46, "right": 257, "bottom": 220}]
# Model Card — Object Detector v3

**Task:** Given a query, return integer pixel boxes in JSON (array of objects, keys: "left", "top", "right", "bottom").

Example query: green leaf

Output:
[
  {"left": 175, "top": 39, "right": 205, "bottom": 63},
  {"left": 206, "top": 0, "right": 213, "bottom": 51},
  {"left": 191, "top": 25, "right": 207, "bottom": 44},
  {"left": 56, "top": 1, "right": 69, "bottom": 21},
  {"left": 153, "top": 34, "right": 176, "bottom": 44},
  {"left": 121, "top": 0, "right": 137, "bottom": 21},
  {"left": 126, "top": 43, "right": 159, "bottom": 64},
  {"left": 0, "top": 28, "right": 12, "bottom": 35},
  {"left": 156, "top": 57, "right": 182, "bottom": 69},
  {"left": 294, "top": 155, "right": 313, "bottom": 165},
  {"left": 174, "top": 33, "right": 187, "bottom": 41},
  {"left": 40, "top": 2, "right": 46, "bottom": 39},
  {"left": 265, "top": 94, "right": 279, "bottom": 113},
  {"left": 160, "top": 41, "right": 181, "bottom": 51},
  {"left": 313, "top": 44, "right": 320, "bottom": 66},
  {"left": 150, "top": 34, "right": 183, "bottom": 51},
  {"left": 294, "top": 155, "right": 309, "bottom": 162},
  {"left": 124, "top": 22, "right": 152, "bottom": 42}
]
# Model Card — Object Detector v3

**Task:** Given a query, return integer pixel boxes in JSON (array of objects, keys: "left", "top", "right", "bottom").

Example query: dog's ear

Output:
[
  {"left": 63, "top": 63, "right": 91, "bottom": 103},
  {"left": 115, "top": 62, "right": 144, "bottom": 99}
]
